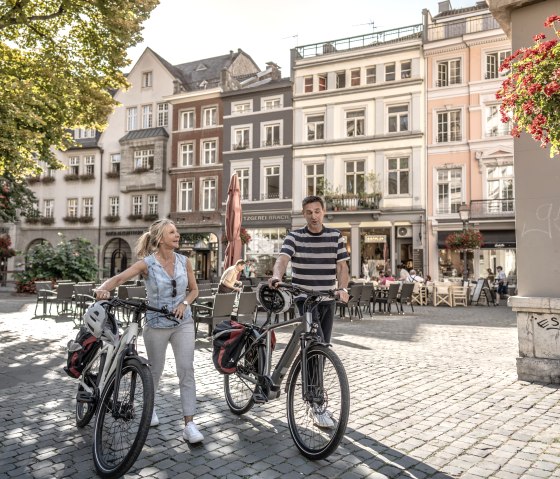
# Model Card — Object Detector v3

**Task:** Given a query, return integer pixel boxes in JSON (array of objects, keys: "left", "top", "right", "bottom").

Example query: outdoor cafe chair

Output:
[
  {"left": 192, "top": 292, "right": 236, "bottom": 337},
  {"left": 433, "top": 282, "right": 453, "bottom": 307},
  {"left": 359, "top": 283, "right": 375, "bottom": 316},
  {"left": 73, "top": 284, "right": 95, "bottom": 323},
  {"left": 338, "top": 284, "right": 363, "bottom": 320},
  {"left": 34, "top": 280, "right": 53, "bottom": 316},
  {"left": 396, "top": 282, "right": 415, "bottom": 314},
  {"left": 43, "top": 282, "right": 75, "bottom": 315},
  {"left": 450, "top": 284, "right": 468, "bottom": 307},
  {"left": 375, "top": 282, "right": 401, "bottom": 314},
  {"left": 235, "top": 291, "right": 258, "bottom": 323},
  {"left": 411, "top": 283, "right": 427, "bottom": 306}
]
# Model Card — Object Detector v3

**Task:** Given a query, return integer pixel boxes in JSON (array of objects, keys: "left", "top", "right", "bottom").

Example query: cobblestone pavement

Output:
[{"left": 1, "top": 294, "right": 560, "bottom": 479}]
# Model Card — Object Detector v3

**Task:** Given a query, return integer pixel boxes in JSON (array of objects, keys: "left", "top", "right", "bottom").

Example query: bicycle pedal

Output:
[
  {"left": 252, "top": 392, "right": 268, "bottom": 404},
  {"left": 76, "top": 390, "right": 94, "bottom": 403}
]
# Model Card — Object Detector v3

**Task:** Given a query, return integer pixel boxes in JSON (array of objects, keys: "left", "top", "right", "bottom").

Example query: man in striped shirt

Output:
[{"left": 269, "top": 195, "right": 350, "bottom": 343}]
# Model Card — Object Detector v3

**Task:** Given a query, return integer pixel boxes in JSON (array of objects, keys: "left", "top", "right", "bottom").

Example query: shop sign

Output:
[
  {"left": 243, "top": 213, "right": 291, "bottom": 224},
  {"left": 364, "top": 234, "right": 386, "bottom": 243},
  {"left": 106, "top": 230, "right": 145, "bottom": 237}
]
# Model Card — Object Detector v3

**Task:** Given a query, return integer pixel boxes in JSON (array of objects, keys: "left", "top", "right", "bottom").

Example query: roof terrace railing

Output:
[
  {"left": 426, "top": 13, "right": 500, "bottom": 42},
  {"left": 294, "top": 24, "right": 423, "bottom": 60}
]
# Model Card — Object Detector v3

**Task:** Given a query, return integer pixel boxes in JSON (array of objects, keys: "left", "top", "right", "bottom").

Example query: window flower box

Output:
[
  {"left": 79, "top": 216, "right": 94, "bottom": 224},
  {"left": 104, "top": 215, "right": 120, "bottom": 223},
  {"left": 143, "top": 214, "right": 159, "bottom": 222},
  {"left": 79, "top": 174, "right": 95, "bottom": 181},
  {"left": 41, "top": 176, "right": 55, "bottom": 184},
  {"left": 127, "top": 214, "right": 143, "bottom": 221},
  {"left": 25, "top": 216, "right": 41, "bottom": 224},
  {"left": 64, "top": 174, "right": 80, "bottom": 182},
  {"left": 105, "top": 171, "right": 120, "bottom": 179},
  {"left": 62, "top": 215, "right": 80, "bottom": 223},
  {"left": 133, "top": 167, "right": 151, "bottom": 174},
  {"left": 40, "top": 217, "right": 55, "bottom": 225}
]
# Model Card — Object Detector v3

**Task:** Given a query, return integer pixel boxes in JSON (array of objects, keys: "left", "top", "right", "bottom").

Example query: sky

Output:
[{"left": 127, "top": 0, "right": 480, "bottom": 73}]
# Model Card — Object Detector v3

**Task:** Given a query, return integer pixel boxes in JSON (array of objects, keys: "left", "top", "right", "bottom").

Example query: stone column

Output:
[{"left": 488, "top": 0, "right": 560, "bottom": 383}]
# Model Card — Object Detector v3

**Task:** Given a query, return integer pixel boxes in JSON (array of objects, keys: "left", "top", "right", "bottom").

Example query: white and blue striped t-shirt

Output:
[{"left": 279, "top": 226, "right": 349, "bottom": 291}]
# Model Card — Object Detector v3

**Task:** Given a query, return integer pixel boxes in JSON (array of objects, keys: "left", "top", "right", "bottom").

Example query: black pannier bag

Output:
[
  {"left": 212, "top": 320, "right": 247, "bottom": 374},
  {"left": 64, "top": 326, "right": 102, "bottom": 378}
]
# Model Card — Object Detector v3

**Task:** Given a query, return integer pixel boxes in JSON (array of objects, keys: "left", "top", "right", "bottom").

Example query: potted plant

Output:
[
  {"left": 497, "top": 15, "right": 560, "bottom": 157},
  {"left": 240, "top": 227, "right": 252, "bottom": 245}
]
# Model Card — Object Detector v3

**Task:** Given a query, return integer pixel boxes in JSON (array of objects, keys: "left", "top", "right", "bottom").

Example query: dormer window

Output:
[
  {"left": 142, "top": 71, "right": 152, "bottom": 88},
  {"left": 196, "top": 63, "right": 207, "bottom": 71}
]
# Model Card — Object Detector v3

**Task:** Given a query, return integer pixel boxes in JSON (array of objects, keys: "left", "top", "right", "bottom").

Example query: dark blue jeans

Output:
[{"left": 294, "top": 299, "right": 336, "bottom": 343}]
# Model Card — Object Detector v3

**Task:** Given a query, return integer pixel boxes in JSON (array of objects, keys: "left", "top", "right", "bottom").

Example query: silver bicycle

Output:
[{"left": 72, "top": 297, "right": 174, "bottom": 478}]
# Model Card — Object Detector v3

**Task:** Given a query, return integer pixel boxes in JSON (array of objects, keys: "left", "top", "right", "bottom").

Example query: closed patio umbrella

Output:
[{"left": 223, "top": 173, "right": 243, "bottom": 270}]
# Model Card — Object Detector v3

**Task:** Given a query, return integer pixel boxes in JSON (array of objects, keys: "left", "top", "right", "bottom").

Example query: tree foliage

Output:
[
  {"left": 14, "top": 235, "right": 98, "bottom": 292},
  {"left": 0, "top": 0, "right": 159, "bottom": 220}
]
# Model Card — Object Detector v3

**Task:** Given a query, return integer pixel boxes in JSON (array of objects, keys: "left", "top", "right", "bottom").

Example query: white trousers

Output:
[{"left": 142, "top": 321, "right": 196, "bottom": 416}]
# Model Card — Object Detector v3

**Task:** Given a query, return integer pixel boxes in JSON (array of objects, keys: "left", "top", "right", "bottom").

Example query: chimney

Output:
[
  {"left": 438, "top": 0, "right": 451, "bottom": 13},
  {"left": 266, "top": 62, "right": 281, "bottom": 80}
]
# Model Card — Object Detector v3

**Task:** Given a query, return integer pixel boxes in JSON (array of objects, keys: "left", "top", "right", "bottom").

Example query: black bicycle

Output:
[{"left": 223, "top": 282, "right": 350, "bottom": 460}]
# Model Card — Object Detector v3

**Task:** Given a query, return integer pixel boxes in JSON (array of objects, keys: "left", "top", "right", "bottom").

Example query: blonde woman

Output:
[{"left": 95, "top": 219, "right": 203, "bottom": 443}]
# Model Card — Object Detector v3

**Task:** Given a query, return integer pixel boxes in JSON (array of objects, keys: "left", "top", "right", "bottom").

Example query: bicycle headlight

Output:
[{"left": 257, "top": 284, "right": 292, "bottom": 314}]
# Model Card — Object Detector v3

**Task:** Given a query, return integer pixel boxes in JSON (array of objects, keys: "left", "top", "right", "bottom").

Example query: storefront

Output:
[{"left": 242, "top": 212, "right": 292, "bottom": 277}]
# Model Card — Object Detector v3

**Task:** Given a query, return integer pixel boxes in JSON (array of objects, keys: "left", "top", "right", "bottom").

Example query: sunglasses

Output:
[{"left": 171, "top": 279, "right": 177, "bottom": 298}]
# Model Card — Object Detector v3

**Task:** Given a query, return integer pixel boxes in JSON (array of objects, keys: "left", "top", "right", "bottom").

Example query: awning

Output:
[{"left": 437, "top": 230, "right": 516, "bottom": 248}]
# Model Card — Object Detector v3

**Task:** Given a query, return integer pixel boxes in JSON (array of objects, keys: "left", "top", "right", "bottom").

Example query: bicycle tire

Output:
[
  {"left": 224, "top": 336, "right": 264, "bottom": 415},
  {"left": 286, "top": 345, "right": 350, "bottom": 460},
  {"left": 92, "top": 357, "right": 154, "bottom": 479},
  {"left": 76, "top": 359, "right": 100, "bottom": 428}
]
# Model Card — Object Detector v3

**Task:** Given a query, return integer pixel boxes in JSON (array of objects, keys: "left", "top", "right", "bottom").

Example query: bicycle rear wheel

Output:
[
  {"left": 286, "top": 345, "right": 350, "bottom": 460},
  {"left": 92, "top": 357, "right": 154, "bottom": 479},
  {"left": 224, "top": 337, "right": 264, "bottom": 415},
  {"left": 76, "top": 357, "right": 100, "bottom": 428}
]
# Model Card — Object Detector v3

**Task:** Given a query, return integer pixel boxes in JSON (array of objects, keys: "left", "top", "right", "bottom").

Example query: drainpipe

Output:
[{"left": 97, "top": 148, "right": 104, "bottom": 282}]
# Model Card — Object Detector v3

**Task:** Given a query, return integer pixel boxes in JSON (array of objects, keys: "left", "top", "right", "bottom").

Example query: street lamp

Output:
[{"left": 458, "top": 202, "right": 471, "bottom": 283}]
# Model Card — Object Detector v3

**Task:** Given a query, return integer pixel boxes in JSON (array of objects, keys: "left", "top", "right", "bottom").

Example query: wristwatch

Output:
[{"left": 183, "top": 301, "right": 189, "bottom": 306}]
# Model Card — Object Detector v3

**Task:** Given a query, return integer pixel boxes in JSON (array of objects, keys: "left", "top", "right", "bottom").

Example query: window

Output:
[
  {"left": 346, "top": 109, "right": 365, "bottom": 137},
  {"left": 318, "top": 74, "right": 327, "bottom": 91},
  {"left": 305, "top": 164, "right": 325, "bottom": 196},
  {"left": 365, "top": 66, "right": 376, "bottom": 84},
  {"left": 179, "top": 142, "right": 194, "bottom": 167},
  {"left": 263, "top": 123, "right": 281, "bottom": 147},
  {"left": 336, "top": 71, "right": 346, "bottom": 89},
  {"left": 132, "top": 195, "right": 143, "bottom": 216},
  {"left": 110, "top": 154, "right": 120, "bottom": 174},
  {"left": 346, "top": 160, "right": 365, "bottom": 194},
  {"left": 109, "top": 197, "right": 119, "bottom": 217},
  {"left": 178, "top": 181, "right": 194, "bottom": 212},
  {"left": 264, "top": 166, "right": 280, "bottom": 199},
  {"left": 388, "top": 105, "right": 409, "bottom": 133},
  {"left": 180, "top": 110, "right": 195, "bottom": 130},
  {"left": 157, "top": 103, "right": 169, "bottom": 127},
  {"left": 486, "top": 105, "right": 512, "bottom": 137},
  {"left": 307, "top": 114, "right": 325, "bottom": 141},
  {"left": 74, "top": 128, "right": 95, "bottom": 139},
  {"left": 134, "top": 148, "right": 154, "bottom": 170},
  {"left": 233, "top": 101, "right": 252, "bottom": 114},
  {"left": 126, "top": 107, "right": 137, "bottom": 131},
  {"left": 202, "top": 179, "right": 216, "bottom": 210},
  {"left": 486, "top": 50, "right": 511, "bottom": 79},
  {"left": 202, "top": 140, "right": 217, "bottom": 164},
  {"left": 43, "top": 199, "right": 54, "bottom": 218},
  {"left": 142, "top": 71, "right": 152, "bottom": 88},
  {"left": 147, "top": 194, "right": 158, "bottom": 215},
  {"left": 234, "top": 168, "right": 250, "bottom": 200},
  {"left": 233, "top": 128, "right": 250, "bottom": 150},
  {"left": 350, "top": 69, "right": 360, "bottom": 86},
  {"left": 142, "top": 105, "right": 153, "bottom": 129},
  {"left": 437, "top": 110, "right": 462, "bottom": 142},
  {"left": 67, "top": 198, "right": 78, "bottom": 217},
  {"left": 487, "top": 165, "right": 514, "bottom": 212},
  {"left": 385, "top": 63, "right": 395, "bottom": 81},
  {"left": 437, "top": 169, "right": 462, "bottom": 214},
  {"left": 82, "top": 197, "right": 93, "bottom": 217},
  {"left": 84, "top": 155, "right": 95, "bottom": 175},
  {"left": 304, "top": 76, "right": 313, "bottom": 93},
  {"left": 388, "top": 157, "right": 410, "bottom": 195},
  {"left": 202, "top": 107, "right": 217, "bottom": 127},
  {"left": 263, "top": 97, "right": 281, "bottom": 110},
  {"left": 437, "top": 58, "right": 461, "bottom": 86},
  {"left": 69, "top": 157, "right": 79, "bottom": 175},
  {"left": 401, "top": 60, "right": 412, "bottom": 79}
]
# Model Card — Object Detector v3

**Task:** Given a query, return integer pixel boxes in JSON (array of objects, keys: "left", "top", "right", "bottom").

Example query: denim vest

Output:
[{"left": 144, "top": 253, "right": 193, "bottom": 328}]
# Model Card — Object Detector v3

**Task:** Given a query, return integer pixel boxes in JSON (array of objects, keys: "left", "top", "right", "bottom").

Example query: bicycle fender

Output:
[{"left": 124, "top": 355, "right": 150, "bottom": 366}]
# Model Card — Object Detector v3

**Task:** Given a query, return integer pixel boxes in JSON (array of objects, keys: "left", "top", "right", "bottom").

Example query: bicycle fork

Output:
[{"left": 299, "top": 311, "right": 325, "bottom": 408}]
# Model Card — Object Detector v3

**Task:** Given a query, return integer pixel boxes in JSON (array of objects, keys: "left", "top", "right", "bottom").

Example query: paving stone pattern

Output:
[{"left": 1, "top": 295, "right": 559, "bottom": 478}]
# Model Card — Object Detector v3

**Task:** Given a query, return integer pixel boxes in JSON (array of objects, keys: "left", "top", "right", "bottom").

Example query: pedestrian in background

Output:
[{"left": 219, "top": 259, "right": 245, "bottom": 293}]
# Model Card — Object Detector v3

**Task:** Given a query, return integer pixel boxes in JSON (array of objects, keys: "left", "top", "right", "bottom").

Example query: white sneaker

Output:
[
  {"left": 150, "top": 410, "right": 159, "bottom": 427},
  {"left": 312, "top": 410, "right": 335, "bottom": 429},
  {"left": 183, "top": 421, "right": 204, "bottom": 443}
]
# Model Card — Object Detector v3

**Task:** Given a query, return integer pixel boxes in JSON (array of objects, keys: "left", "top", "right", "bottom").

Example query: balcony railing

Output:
[
  {"left": 485, "top": 125, "right": 512, "bottom": 137},
  {"left": 294, "top": 24, "right": 422, "bottom": 59},
  {"left": 426, "top": 14, "right": 500, "bottom": 42},
  {"left": 261, "top": 139, "right": 281, "bottom": 147},
  {"left": 470, "top": 199, "right": 515, "bottom": 219},
  {"left": 325, "top": 193, "right": 381, "bottom": 211}
]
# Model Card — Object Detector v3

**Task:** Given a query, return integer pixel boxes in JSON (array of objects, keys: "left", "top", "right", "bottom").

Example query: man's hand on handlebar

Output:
[{"left": 268, "top": 276, "right": 281, "bottom": 288}]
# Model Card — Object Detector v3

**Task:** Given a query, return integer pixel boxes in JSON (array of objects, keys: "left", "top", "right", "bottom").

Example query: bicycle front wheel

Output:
[
  {"left": 224, "top": 337, "right": 264, "bottom": 415},
  {"left": 92, "top": 358, "right": 154, "bottom": 479},
  {"left": 286, "top": 345, "right": 350, "bottom": 460}
]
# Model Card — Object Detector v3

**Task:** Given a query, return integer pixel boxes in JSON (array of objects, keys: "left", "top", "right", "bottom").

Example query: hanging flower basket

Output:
[
  {"left": 445, "top": 229, "right": 483, "bottom": 251},
  {"left": 497, "top": 15, "right": 560, "bottom": 157},
  {"left": 0, "top": 234, "right": 16, "bottom": 259},
  {"left": 240, "top": 227, "right": 251, "bottom": 245}
]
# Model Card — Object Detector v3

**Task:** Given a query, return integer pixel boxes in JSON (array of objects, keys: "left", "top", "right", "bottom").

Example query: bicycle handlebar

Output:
[
  {"left": 273, "top": 281, "right": 341, "bottom": 300},
  {"left": 103, "top": 297, "right": 178, "bottom": 321}
]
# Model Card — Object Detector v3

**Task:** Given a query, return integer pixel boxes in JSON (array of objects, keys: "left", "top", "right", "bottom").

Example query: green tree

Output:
[
  {"left": 0, "top": 0, "right": 159, "bottom": 221},
  {"left": 14, "top": 235, "right": 98, "bottom": 292}
]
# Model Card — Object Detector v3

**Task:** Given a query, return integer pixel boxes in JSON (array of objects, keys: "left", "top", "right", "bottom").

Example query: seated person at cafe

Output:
[
  {"left": 398, "top": 264, "right": 409, "bottom": 281},
  {"left": 379, "top": 271, "right": 395, "bottom": 286},
  {"left": 218, "top": 259, "right": 245, "bottom": 293},
  {"left": 406, "top": 269, "right": 424, "bottom": 283}
]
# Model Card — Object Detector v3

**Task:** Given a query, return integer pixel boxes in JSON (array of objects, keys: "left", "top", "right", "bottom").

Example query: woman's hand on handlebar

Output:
[{"left": 94, "top": 289, "right": 111, "bottom": 300}]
